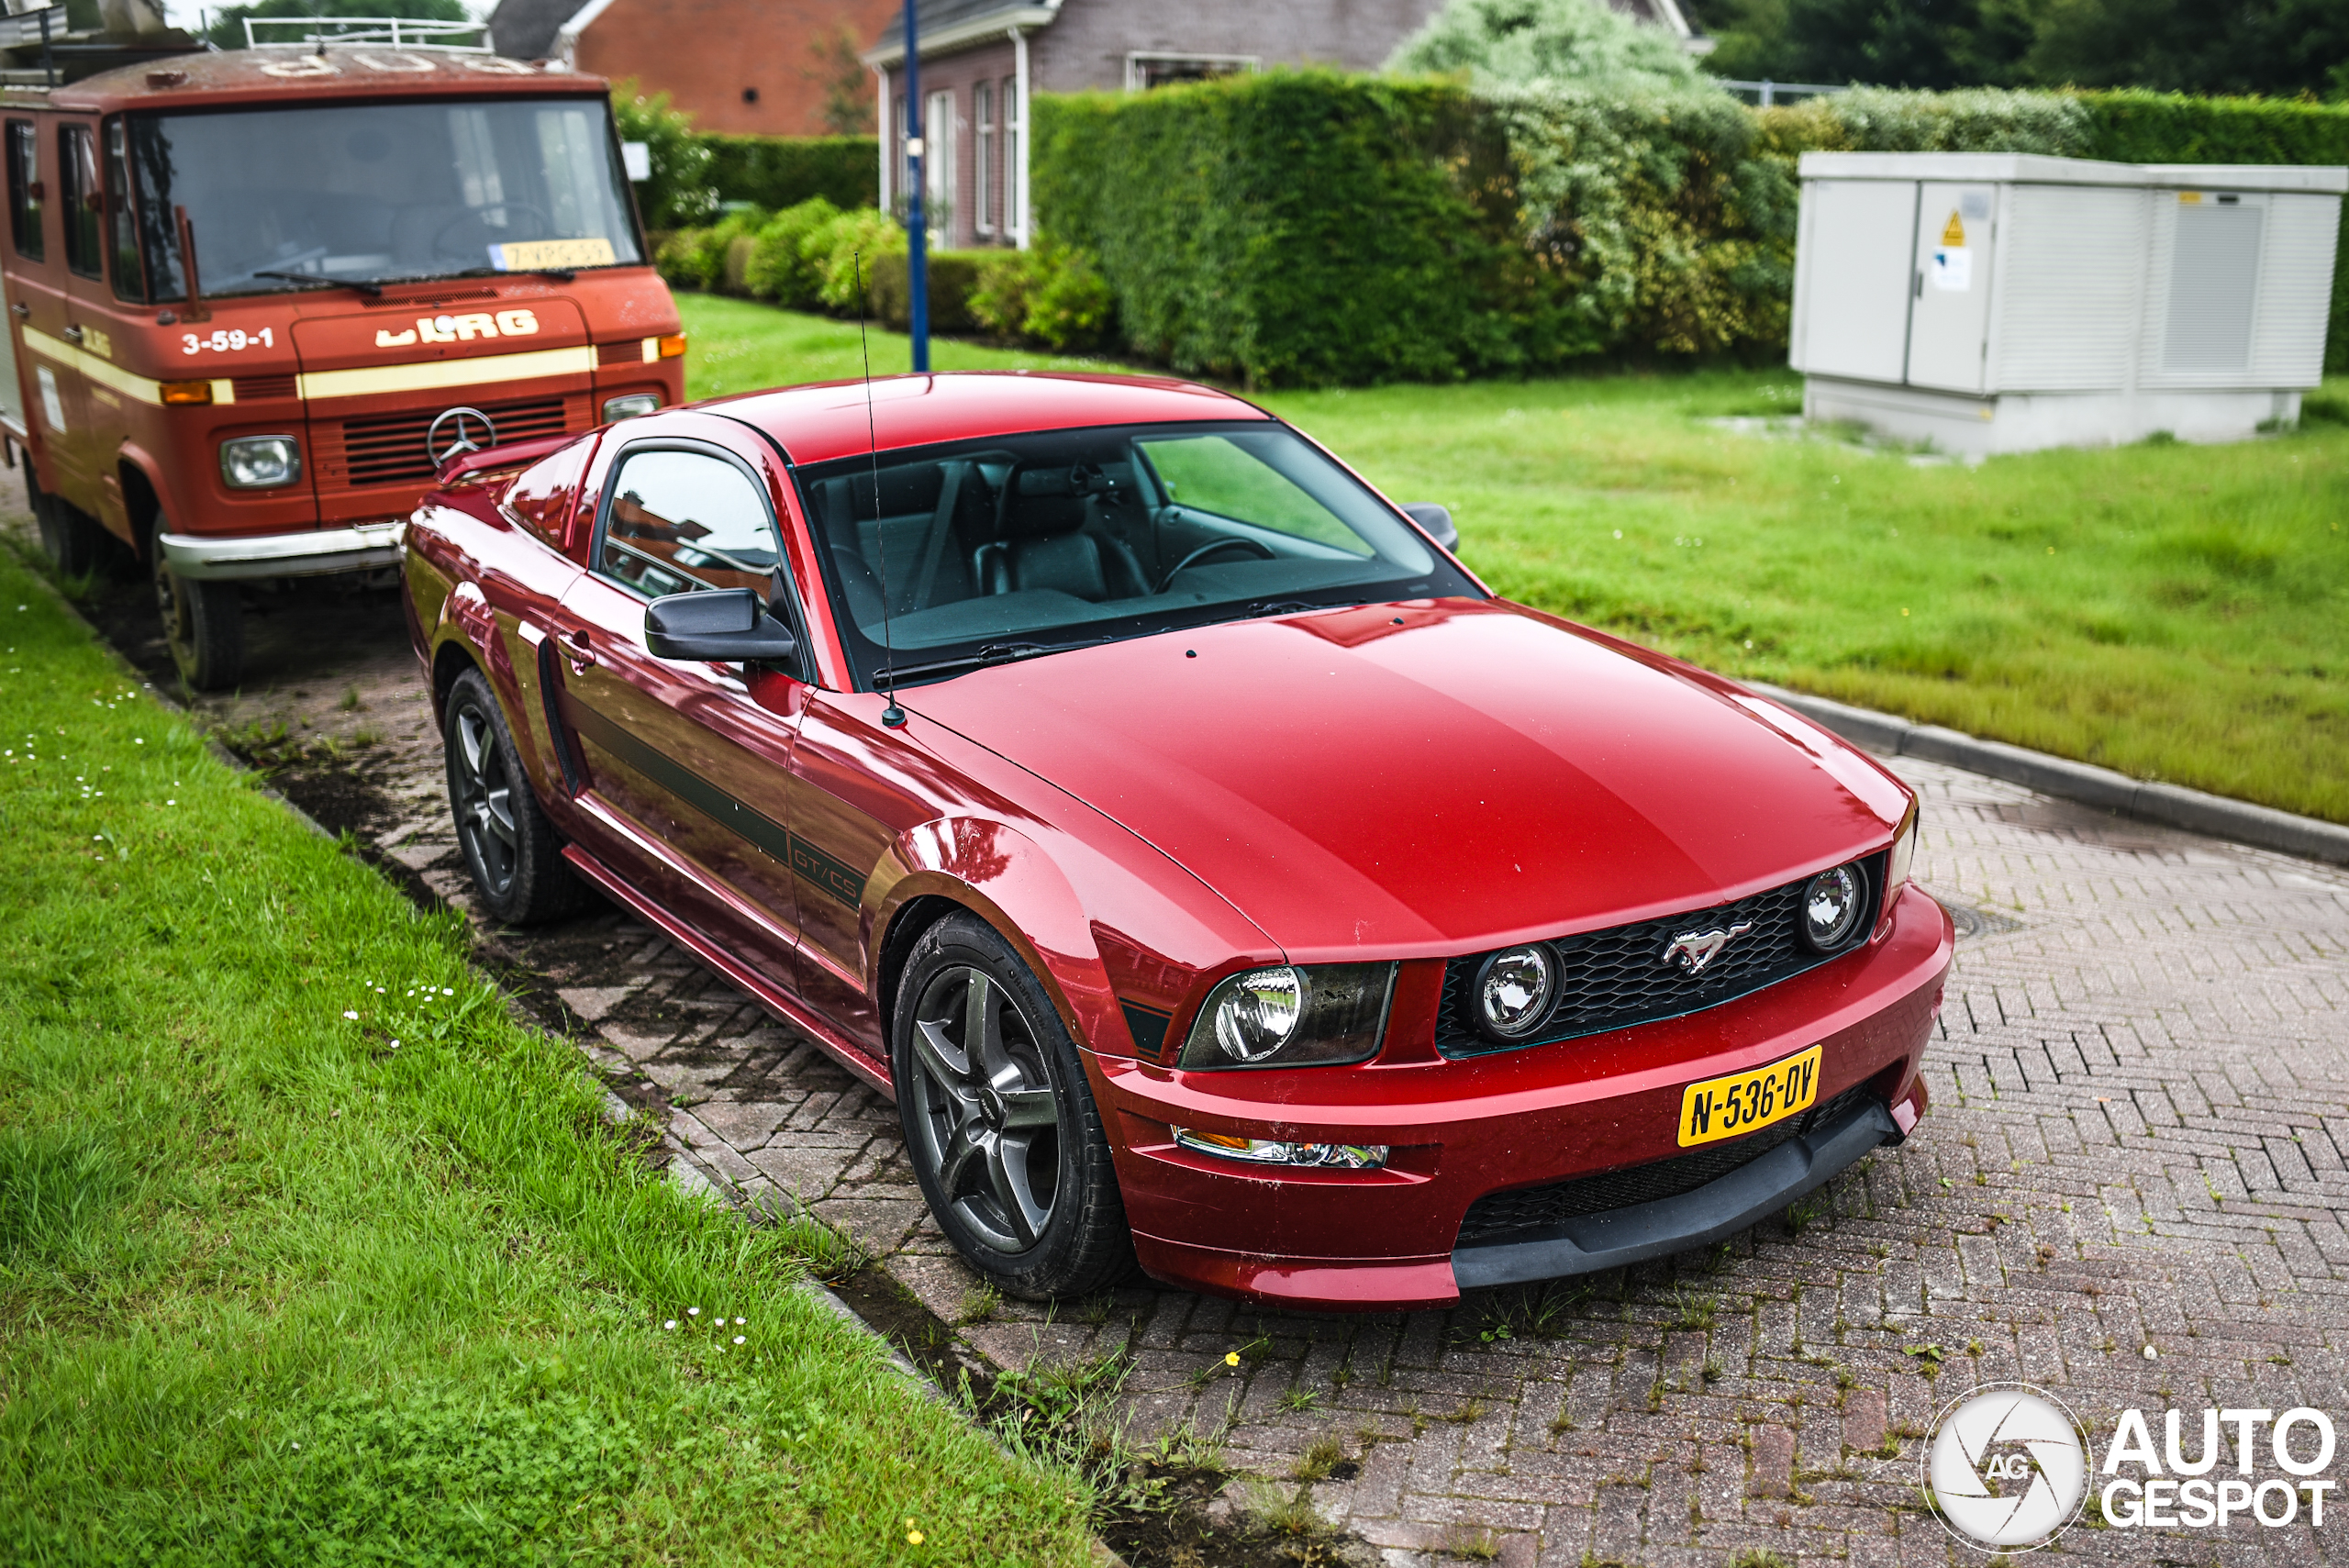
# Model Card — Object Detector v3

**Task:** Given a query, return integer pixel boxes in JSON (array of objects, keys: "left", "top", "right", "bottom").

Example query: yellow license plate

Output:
[{"left": 1677, "top": 1045, "right": 1821, "bottom": 1148}]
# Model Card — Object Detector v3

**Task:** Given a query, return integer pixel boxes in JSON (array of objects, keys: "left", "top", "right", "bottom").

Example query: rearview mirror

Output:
[
  {"left": 645, "top": 588, "right": 798, "bottom": 663},
  {"left": 1398, "top": 502, "right": 1459, "bottom": 551}
]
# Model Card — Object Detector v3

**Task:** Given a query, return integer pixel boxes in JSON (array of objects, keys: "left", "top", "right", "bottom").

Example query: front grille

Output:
[
  {"left": 1435, "top": 860, "right": 1883, "bottom": 1058},
  {"left": 1455, "top": 1084, "right": 1875, "bottom": 1246},
  {"left": 340, "top": 395, "right": 572, "bottom": 486}
]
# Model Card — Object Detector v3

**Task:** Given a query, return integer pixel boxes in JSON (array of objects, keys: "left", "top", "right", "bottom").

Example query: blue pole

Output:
[{"left": 903, "top": 0, "right": 929, "bottom": 373}]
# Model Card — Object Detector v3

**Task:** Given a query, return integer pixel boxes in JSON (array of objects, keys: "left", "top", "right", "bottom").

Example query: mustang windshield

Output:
[
  {"left": 796, "top": 422, "right": 1481, "bottom": 688},
  {"left": 128, "top": 97, "right": 643, "bottom": 299}
]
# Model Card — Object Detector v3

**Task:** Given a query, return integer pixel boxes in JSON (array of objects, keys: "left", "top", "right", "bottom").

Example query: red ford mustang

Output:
[{"left": 401, "top": 372, "right": 1950, "bottom": 1311}]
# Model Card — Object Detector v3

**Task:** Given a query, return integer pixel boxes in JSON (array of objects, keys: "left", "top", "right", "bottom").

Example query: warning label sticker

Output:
[{"left": 1941, "top": 210, "right": 1966, "bottom": 247}]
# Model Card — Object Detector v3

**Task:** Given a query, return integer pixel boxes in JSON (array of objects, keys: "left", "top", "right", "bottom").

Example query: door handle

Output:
[
  {"left": 563, "top": 628, "right": 596, "bottom": 672},
  {"left": 61, "top": 324, "right": 82, "bottom": 343},
  {"left": 8, "top": 302, "right": 25, "bottom": 319}
]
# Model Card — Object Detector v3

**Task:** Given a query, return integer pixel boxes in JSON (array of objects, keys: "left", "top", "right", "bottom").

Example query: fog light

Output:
[
  {"left": 602, "top": 392, "right": 659, "bottom": 422},
  {"left": 219, "top": 434, "right": 301, "bottom": 489},
  {"left": 1173, "top": 1129, "right": 1388, "bottom": 1169},
  {"left": 1473, "top": 943, "right": 1556, "bottom": 1042},
  {"left": 1801, "top": 862, "right": 1865, "bottom": 951}
]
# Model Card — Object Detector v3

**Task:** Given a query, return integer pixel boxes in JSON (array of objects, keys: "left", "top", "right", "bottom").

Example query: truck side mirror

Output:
[
  {"left": 645, "top": 587, "right": 797, "bottom": 663},
  {"left": 1398, "top": 502, "right": 1459, "bottom": 551}
]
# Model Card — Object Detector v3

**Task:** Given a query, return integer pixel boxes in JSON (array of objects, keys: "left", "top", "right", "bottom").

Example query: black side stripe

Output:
[
  {"left": 562, "top": 697, "right": 865, "bottom": 909},
  {"left": 535, "top": 637, "right": 584, "bottom": 796}
]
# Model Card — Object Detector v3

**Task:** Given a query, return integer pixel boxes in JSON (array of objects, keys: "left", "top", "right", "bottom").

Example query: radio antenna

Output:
[{"left": 856, "top": 250, "right": 907, "bottom": 728}]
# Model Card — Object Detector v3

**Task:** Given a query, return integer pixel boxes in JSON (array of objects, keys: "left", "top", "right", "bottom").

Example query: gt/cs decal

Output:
[
  {"left": 375, "top": 309, "right": 540, "bottom": 350},
  {"left": 787, "top": 837, "right": 865, "bottom": 910}
]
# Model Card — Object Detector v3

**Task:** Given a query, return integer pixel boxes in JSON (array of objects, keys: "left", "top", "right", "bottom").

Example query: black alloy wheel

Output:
[
  {"left": 442, "top": 667, "right": 584, "bottom": 926},
  {"left": 150, "top": 530, "right": 244, "bottom": 691},
  {"left": 894, "top": 913, "right": 1133, "bottom": 1298}
]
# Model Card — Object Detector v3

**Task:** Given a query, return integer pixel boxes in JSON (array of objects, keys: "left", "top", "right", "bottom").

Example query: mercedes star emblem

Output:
[{"left": 426, "top": 406, "right": 498, "bottom": 468}]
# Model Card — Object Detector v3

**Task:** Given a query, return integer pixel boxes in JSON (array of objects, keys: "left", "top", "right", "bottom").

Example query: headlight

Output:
[
  {"left": 1472, "top": 943, "right": 1556, "bottom": 1043},
  {"left": 1178, "top": 962, "right": 1395, "bottom": 1069},
  {"left": 602, "top": 392, "right": 660, "bottom": 423},
  {"left": 1887, "top": 804, "right": 1920, "bottom": 892},
  {"left": 1801, "top": 862, "right": 1866, "bottom": 951},
  {"left": 218, "top": 435, "right": 301, "bottom": 489},
  {"left": 1172, "top": 1129, "right": 1389, "bottom": 1169}
]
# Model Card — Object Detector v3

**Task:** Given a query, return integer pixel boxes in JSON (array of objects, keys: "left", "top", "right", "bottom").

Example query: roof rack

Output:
[{"left": 242, "top": 16, "right": 491, "bottom": 52}]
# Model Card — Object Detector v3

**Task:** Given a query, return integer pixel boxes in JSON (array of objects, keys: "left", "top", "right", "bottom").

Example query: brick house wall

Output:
[{"left": 560, "top": 0, "right": 898, "bottom": 136}]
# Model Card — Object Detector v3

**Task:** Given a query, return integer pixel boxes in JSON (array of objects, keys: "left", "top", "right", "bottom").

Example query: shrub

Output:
[
  {"left": 869, "top": 250, "right": 988, "bottom": 333},
  {"left": 743, "top": 198, "right": 843, "bottom": 307},
  {"left": 653, "top": 207, "right": 770, "bottom": 292},
  {"left": 704, "top": 135, "right": 880, "bottom": 211},
  {"left": 1387, "top": 0, "right": 1719, "bottom": 95},
  {"left": 808, "top": 207, "right": 907, "bottom": 313},
  {"left": 612, "top": 82, "right": 716, "bottom": 229},
  {"left": 970, "top": 243, "right": 1116, "bottom": 351}
]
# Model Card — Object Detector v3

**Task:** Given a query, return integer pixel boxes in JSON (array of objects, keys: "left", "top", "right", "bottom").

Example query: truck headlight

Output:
[
  {"left": 219, "top": 435, "right": 301, "bottom": 490},
  {"left": 1178, "top": 962, "right": 1395, "bottom": 1069},
  {"left": 602, "top": 392, "right": 660, "bottom": 422}
]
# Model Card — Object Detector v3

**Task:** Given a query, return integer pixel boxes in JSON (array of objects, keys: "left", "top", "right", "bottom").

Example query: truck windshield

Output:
[{"left": 128, "top": 96, "right": 643, "bottom": 299}]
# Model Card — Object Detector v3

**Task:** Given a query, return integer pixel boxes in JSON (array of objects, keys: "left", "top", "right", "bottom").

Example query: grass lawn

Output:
[
  {"left": 0, "top": 542, "right": 1089, "bottom": 1562},
  {"left": 677, "top": 294, "right": 2349, "bottom": 825}
]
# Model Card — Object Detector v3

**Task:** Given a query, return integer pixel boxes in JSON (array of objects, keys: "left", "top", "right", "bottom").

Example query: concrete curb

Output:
[{"left": 1750, "top": 682, "right": 2349, "bottom": 869}]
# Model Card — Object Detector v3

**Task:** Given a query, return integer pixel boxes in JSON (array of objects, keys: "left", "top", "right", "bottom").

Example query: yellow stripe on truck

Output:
[
  {"left": 296, "top": 345, "right": 596, "bottom": 402},
  {"left": 20, "top": 328, "right": 235, "bottom": 406}
]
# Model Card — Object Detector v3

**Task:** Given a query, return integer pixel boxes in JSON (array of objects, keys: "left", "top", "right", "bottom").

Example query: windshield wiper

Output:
[
  {"left": 253, "top": 270, "right": 384, "bottom": 298},
  {"left": 876, "top": 638, "right": 1108, "bottom": 685},
  {"left": 1246, "top": 598, "right": 1326, "bottom": 618}
]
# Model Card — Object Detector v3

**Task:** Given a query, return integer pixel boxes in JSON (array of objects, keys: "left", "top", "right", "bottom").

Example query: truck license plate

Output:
[{"left": 1676, "top": 1045, "right": 1821, "bottom": 1148}]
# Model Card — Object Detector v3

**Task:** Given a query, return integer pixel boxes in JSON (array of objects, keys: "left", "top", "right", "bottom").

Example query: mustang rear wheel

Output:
[
  {"left": 443, "top": 667, "right": 584, "bottom": 926},
  {"left": 893, "top": 913, "right": 1132, "bottom": 1299},
  {"left": 150, "top": 531, "right": 244, "bottom": 691}
]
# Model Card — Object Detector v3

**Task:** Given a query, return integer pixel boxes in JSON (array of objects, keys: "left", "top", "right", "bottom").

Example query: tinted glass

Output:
[
  {"left": 60, "top": 125, "right": 98, "bottom": 279},
  {"left": 6, "top": 121, "right": 40, "bottom": 261},
  {"left": 127, "top": 97, "right": 644, "bottom": 301},
  {"left": 796, "top": 421, "right": 1477, "bottom": 689},
  {"left": 597, "top": 450, "right": 782, "bottom": 600},
  {"left": 105, "top": 121, "right": 143, "bottom": 302}
]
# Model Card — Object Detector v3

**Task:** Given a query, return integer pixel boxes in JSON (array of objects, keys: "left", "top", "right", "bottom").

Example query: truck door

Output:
[
  {"left": 45, "top": 118, "right": 106, "bottom": 505},
  {"left": 1905, "top": 183, "right": 1998, "bottom": 395},
  {"left": 5, "top": 116, "right": 90, "bottom": 501}
]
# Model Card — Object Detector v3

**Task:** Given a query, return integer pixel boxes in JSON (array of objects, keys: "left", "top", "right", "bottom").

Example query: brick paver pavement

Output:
[{"left": 32, "top": 475, "right": 2348, "bottom": 1564}]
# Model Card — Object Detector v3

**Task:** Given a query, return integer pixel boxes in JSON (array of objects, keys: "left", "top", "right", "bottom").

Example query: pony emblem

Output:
[{"left": 1664, "top": 920, "right": 1755, "bottom": 974}]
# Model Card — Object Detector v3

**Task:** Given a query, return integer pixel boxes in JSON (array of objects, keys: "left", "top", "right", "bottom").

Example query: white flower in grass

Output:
[
  {"left": 342, "top": 1011, "right": 359, "bottom": 1020},
  {"left": 664, "top": 1319, "right": 678, "bottom": 1330},
  {"left": 687, "top": 1307, "right": 700, "bottom": 1317},
  {"left": 732, "top": 1335, "right": 745, "bottom": 1345}
]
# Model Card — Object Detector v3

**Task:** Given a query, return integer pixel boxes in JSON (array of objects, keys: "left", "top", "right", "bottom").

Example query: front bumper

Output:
[
  {"left": 1096, "top": 881, "right": 1954, "bottom": 1310},
  {"left": 159, "top": 522, "right": 405, "bottom": 582}
]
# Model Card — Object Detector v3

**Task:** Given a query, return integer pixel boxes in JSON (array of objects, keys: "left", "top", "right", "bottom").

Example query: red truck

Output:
[{"left": 1, "top": 25, "right": 685, "bottom": 687}]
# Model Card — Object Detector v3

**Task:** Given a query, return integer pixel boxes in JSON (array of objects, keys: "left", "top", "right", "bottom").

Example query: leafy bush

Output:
[
  {"left": 743, "top": 198, "right": 843, "bottom": 307},
  {"left": 809, "top": 207, "right": 907, "bottom": 313},
  {"left": 970, "top": 243, "right": 1117, "bottom": 350},
  {"left": 612, "top": 82, "right": 717, "bottom": 229},
  {"left": 1388, "top": 0, "right": 1720, "bottom": 95},
  {"left": 653, "top": 207, "right": 770, "bottom": 291},
  {"left": 705, "top": 135, "right": 880, "bottom": 211},
  {"left": 869, "top": 251, "right": 987, "bottom": 332}
]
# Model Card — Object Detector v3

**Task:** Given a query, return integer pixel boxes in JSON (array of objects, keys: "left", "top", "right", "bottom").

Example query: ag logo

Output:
[
  {"left": 1925, "top": 1384, "right": 2088, "bottom": 1551},
  {"left": 376, "top": 309, "right": 540, "bottom": 350}
]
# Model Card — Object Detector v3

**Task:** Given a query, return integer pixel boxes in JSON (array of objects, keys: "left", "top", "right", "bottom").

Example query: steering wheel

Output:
[
  {"left": 432, "top": 202, "right": 555, "bottom": 260},
  {"left": 1152, "top": 537, "right": 1275, "bottom": 594}
]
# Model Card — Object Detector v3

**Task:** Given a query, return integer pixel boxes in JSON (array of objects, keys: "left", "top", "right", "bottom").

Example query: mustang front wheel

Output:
[
  {"left": 894, "top": 913, "right": 1132, "bottom": 1299},
  {"left": 443, "top": 668, "right": 584, "bottom": 925}
]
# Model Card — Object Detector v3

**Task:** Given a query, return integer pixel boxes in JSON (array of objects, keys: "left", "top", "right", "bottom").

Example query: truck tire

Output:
[
  {"left": 28, "top": 467, "right": 101, "bottom": 579},
  {"left": 151, "top": 535, "right": 245, "bottom": 691}
]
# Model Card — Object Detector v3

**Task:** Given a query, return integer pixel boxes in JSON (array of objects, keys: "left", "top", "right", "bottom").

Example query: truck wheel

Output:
[
  {"left": 28, "top": 468, "right": 100, "bottom": 579},
  {"left": 443, "top": 667, "right": 585, "bottom": 925},
  {"left": 151, "top": 538, "right": 245, "bottom": 691}
]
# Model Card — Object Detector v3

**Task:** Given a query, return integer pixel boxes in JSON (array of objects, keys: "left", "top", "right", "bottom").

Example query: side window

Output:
[
  {"left": 6, "top": 120, "right": 40, "bottom": 261},
  {"left": 59, "top": 125, "right": 99, "bottom": 280},
  {"left": 103, "top": 120, "right": 143, "bottom": 302},
  {"left": 596, "top": 448, "right": 784, "bottom": 601}
]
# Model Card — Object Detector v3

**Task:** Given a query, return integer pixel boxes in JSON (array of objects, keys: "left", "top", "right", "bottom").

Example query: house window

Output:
[
  {"left": 974, "top": 82, "right": 993, "bottom": 236},
  {"left": 1124, "top": 53, "right": 1258, "bottom": 91},
  {"left": 924, "top": 88, "right": 953, "bottom": 240},
  {"left": 1001, "top": 75, "right": 1019, "bottom": 239}
]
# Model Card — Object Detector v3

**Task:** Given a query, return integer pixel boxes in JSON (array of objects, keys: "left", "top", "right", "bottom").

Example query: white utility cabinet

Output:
[{"left": 1788, "top": 152, "right": 2347, "bottom": 454}]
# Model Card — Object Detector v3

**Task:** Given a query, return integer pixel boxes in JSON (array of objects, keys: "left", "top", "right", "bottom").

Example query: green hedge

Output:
[
  {"left": 1031, "top": 73, "right": 2349, "bottom": 386},
  {"left": 869, "top": 250, "right": 987, "bottom": 333},
  {"left": 703, "top": 135, "right": 879, "bottom": 212}
]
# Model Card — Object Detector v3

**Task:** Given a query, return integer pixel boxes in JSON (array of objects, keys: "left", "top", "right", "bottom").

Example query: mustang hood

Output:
[{"left": 906, "top": 600, "right": 1909, "bottom": 961}]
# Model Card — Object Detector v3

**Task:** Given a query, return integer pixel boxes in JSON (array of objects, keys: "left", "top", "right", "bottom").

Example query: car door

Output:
[{"left": 545, "top": 437, "right": 808, "bottom": 989}]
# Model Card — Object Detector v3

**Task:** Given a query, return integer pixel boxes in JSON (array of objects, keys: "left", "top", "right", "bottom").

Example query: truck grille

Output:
[
  {"left": 1433, "top": 858, "right": 1884, "bottom": 1058},
  {"left": 1454, "top": 1084, "right": 1875, "bottom": 1246},
  {"left": 339, "top": 395, "right": 573, "bottom": 487}
]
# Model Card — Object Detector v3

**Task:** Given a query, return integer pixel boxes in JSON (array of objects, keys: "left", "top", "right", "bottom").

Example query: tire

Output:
[
  {"left": 28, "top": 467, "right": 100, "bottom": 579},
  {"left": 150, "top": 533, "right": 244, "bottom": 691},
  {"left": 442, "top": 667, "right": 585, "bottom": 925},
  {"left": 893, "top": 912, "right": 1134, "bottom": 1299}
]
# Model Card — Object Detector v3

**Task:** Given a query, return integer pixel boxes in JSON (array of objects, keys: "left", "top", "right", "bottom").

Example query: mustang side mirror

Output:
[
  {"left": 644, "top": 587, "right": 798, "bottom": 663},
  {"left": 1398, "top": 502, "right": 1459, "bottom": 551}
]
